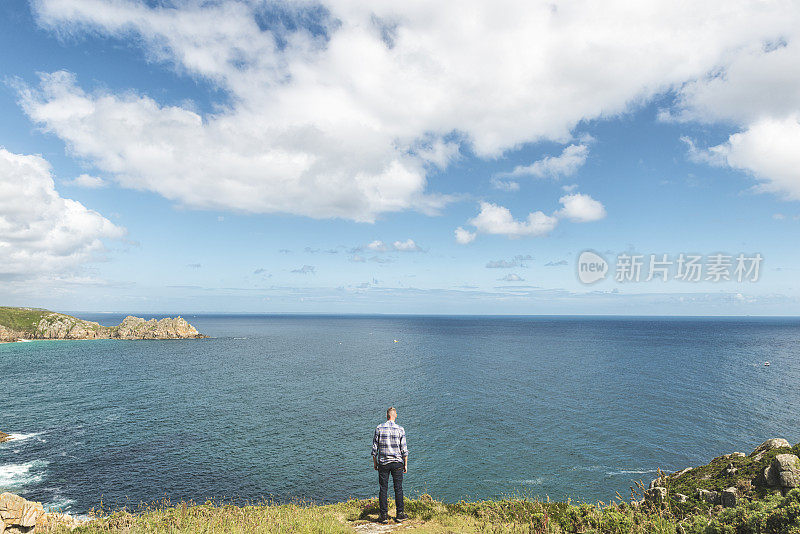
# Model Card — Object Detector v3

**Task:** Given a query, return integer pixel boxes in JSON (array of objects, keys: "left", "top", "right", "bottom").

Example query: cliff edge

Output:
[{"left": 0, "top": 307, "right": 205, "bottom": 342}]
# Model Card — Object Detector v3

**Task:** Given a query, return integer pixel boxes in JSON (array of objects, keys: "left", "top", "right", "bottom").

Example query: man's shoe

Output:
[
  {"left": 378, "top": 514, "right": 389, "bottom": 524},
  {"left": 395, "top": 513, "right": 409, "bottom": 522}
]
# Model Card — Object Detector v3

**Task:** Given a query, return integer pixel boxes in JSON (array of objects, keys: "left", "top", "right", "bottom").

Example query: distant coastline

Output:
[{"left": 0, "top": 306, "right": 205, "bottom": 342}]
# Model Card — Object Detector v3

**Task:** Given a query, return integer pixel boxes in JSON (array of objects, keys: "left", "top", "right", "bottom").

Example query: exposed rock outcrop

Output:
[
  {"left": 0, "top": 307, "right": 205, "bottom": 341},
  {"left": 112, "top": 315, "right": 202, "bottom": 340},
  {"left": 0, "top": 492, "right": 84, "bottom": 533},
  {"left": 751, "top": 438, "right": 791, "bottom": 461},
  {"left": 762, "top": 453, "right": 800, "bottom": 489},
  {"left": 644, "top": 486, "right": 667, "bottom": 503},
  {"left": 0, "top": 432, "right": 10, "bottom": 443},
  {"left": 31, "top": 313, "right": 204, "bottom": 340}
]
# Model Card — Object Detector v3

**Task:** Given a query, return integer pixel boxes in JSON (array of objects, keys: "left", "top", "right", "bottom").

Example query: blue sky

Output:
[{"left": 1, "top": 0, "right": 799, "bottom": 314}]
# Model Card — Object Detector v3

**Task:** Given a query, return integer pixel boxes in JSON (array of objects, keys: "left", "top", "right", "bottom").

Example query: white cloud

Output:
[
  {"left": 490, "top": 176, "right": 520, "bottom": 191},
  {"left": 24, "top": 0, "right": 800, "bottom": 219},
  {"left": 561, "top": 183, "right": 578, "bottom": 192},
  {"left": 0, "top": 148, "right": 124, "bottom": 277},
  {"left": 67, "top": 173, "right": 106, "bottom": 188},
  {"left": 557, "top": 193, "right": 607, "bottom": 223},
  {"left": 367, "top": 240, "right": 388, "bottom": 252},
  {"left": 468, "top": 202, "right": 558, "bottom": 239},
  {"left": 664, "top": 22, "right": 800, "bottom": 202},
  {"left": 502, "top": 144, "right": 589, "bottom": 179},
  {"left": 462, "top": 193, "right": 604, "bottom": 240},
  {"left": 687, "top": 116, "right": 800, "bottom": 200},
  {"left": 454, "top": 226, "right": 476, "bottom": 245},
  {"left": 393, "top": 239, "right": 421, "bottom": 252},
  {"left": 498, "top": 273, "right": 524, "bottom": 282}
]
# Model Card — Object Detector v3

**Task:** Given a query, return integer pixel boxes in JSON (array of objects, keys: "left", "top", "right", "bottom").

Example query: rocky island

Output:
[{"left": 0, "top": 307, "right": 205, "bottom": 342}]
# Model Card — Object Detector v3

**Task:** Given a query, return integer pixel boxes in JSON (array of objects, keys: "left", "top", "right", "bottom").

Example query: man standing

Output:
[{"left": 372, "top": 406, "right": 409, "bottom": 523}]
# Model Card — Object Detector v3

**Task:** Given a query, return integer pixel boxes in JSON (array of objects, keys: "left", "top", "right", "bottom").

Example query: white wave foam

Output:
[
  {"left": 0, "top": 460, "right": 48, "bottom": 487},
  {"left": 513, "top": 478, "right": 544, "bottom": 486},
  {"left": 4, "top": 432, "right": 41, "bottom": 443},
  {"left": 46, "top": 498, "right": 76, "bottom": 512},
  {"left": 606, "top": 469, "right": 656, "bottom": 475}
]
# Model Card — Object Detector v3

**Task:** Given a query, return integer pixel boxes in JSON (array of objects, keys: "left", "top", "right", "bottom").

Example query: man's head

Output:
[{"left": 386, "top": 407, "right": 397, "bottom": 421}]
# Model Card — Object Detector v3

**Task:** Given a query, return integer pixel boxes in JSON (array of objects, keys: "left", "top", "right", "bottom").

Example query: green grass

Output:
[
  {"left": 36, "top": 439, "right": 800, "bottom": 533},
  {"left": 0, "top": 306, "right": 51, "bottom": 332},
  {"left": 38, "top": 490, "right": 800, "bottom": 533}
]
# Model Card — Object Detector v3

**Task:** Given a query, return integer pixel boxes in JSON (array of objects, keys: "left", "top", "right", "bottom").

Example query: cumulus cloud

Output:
[
  {"left": 557, "top": 193, "right": 607, "bottom": 222},
  {"left": 454, "top": 226, "right": 476, "bottom": 245},
  {"left": 24, "top": 0, "right": 800, "bottom": 220},
  {"left": 67, "top": 173, "right": 106, "bottom": 188},
  {"left": 367, "top": 240, "right": 388, "bottom": 252},
  {"left": 490, "top": 176, "right": 520, "bottom": 191},
  {"left": 0, "top": 148, "right": 124, "bottom": 277},
  {"left": 468, "top": 202, "right": 558, "bottom": 239},
  {"left": 393, "top": 239, "right": 421, "bottom": 252},
  {"left": 502, "top": 144, "right": 589, "bottom": 179},
  {"left": 685, "top": 116, "right": 800, "bottom": 200},
  {"left": 498, "top": 273, "right": 524, "bottom": 282},
  {"left": 461, "top": 193, "right": 604, "bottom": 240},
  {"left": 664, "top": 24, "right": 800, "bottom": 201}
]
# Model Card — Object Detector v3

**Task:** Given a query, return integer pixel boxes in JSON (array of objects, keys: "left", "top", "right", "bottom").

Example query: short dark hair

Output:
[{"left": 387, "top": 406, "right": 397, "bottom": 419}]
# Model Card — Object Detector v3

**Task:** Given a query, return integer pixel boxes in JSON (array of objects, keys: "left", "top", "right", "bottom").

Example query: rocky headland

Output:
[{"left": 0, "top": 307, "right": 205, "bottom": 342}]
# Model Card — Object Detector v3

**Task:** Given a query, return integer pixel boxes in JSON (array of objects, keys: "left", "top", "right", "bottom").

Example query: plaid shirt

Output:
[{"left": 372, "top": 420, "right": 408, "bottom": 464}]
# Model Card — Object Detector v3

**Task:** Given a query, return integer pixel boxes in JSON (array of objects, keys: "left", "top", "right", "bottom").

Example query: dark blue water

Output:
[{"left": 2, "top": 315, "right": 799, "bottom": 514}]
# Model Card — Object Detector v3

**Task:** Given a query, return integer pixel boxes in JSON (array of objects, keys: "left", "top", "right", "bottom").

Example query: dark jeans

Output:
[{"left": 377, "top": 461, "right": 404, "bottom": 515}]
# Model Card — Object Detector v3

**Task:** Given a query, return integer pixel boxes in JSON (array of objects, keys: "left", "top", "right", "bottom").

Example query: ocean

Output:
[{"left": 2, "top": 314, "right": 799, "bottom": 515}]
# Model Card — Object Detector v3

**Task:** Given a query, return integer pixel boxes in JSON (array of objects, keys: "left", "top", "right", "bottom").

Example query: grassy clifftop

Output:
[
  {"left": 35, "top": 438, "right": 800, "bottom": 533},
  {"left": 0, "top": 306, "right": 51, "bottom": 332},
  {"left": 40, "top": 489, "right": 800, "bottom": 533}
]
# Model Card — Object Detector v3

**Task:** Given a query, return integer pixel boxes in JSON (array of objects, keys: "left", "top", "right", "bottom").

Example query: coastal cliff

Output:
[
  {"left": 0, "top": 307, "right": 205, "bottom": 342},
  {"left": 1, "top": 437, "right": 798, "bottom": 533}
]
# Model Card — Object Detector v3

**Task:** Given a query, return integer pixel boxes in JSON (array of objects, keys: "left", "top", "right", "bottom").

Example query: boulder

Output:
[
  {"left": 721, "top": 487, "right": 737, "bottom": 508},
  {"left": 674, "top": 493, "right": 688, "bottom": 503},
  {"left": 773, "top": 454, "right": 800, "bottom": 488},
  {"left": 723, "top": 462, "right": 738, "bottom": 476},
  {"left": 697, "top": 489, "right": 720, "bottom": 505},
  {"left": 671, "top": 467, "right": 692, "bottom": 478},
  {"left": 762, "top": 465, "right": 781, "bottom": 486},
  {"left": 644, "top": 487, "right": 667, "bottom": 504},
  {"left": 751, "top": 438, "right": 791, "bottom": 461},
  {"left": 0, "top": 492, "right": 44, "bottom": 530},
  {"left": 0, "top": 492, "right": 84, "bottom": 533},
  {"left": 0, "top": 432, "right": 10, "bottom": 444}
]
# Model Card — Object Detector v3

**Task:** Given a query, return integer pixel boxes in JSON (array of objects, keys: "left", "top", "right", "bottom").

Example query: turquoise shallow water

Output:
[{"left": 2, "top": 315, "right": 799, "bottom": 514}]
